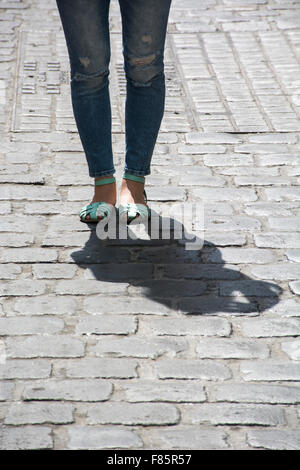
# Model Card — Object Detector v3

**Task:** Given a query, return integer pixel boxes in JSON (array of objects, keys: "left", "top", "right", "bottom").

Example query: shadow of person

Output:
[{"left": 70, "top": 207, "right": 282, "bottom": 315}]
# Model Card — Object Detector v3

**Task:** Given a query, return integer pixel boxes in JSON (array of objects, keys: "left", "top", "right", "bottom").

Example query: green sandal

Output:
[
  {"left": 118, "top": 172, "right": 151, "bottom": 225},
  {"left": 79, "top": 176, "right": 116, "bottom": 223}
]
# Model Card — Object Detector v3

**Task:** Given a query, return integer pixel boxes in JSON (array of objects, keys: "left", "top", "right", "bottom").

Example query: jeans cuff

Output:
[
  {"left": 124, "top": 167, "right": 150, "bottom": 177},
  {"left": 89, "top": 168, "right": 116, "bottom": 177}
]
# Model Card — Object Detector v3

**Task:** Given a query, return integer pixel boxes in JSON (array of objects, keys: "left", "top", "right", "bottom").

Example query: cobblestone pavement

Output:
[{"left": 0, "top": 0, "right": 300, "bottom": 450}]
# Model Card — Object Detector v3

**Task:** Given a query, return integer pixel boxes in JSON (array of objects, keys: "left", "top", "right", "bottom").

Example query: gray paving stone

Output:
[
  {"left": 0, "top": 280, "right": 47, "bottom": 297},
  {"left": 178, "top": 144, "right": 226, "bottom": 154},
  {"left": 220, "top": 167, "right": 280, "bottom": 176},
  {"left": 178, "top": 295, "right": 258, "bottom": 315},
  {"left": 248, "top": 133, "right": 298, "bottom": 144},
  {"left": 0, "top": 381, "right": 14, "bottom": 400},
  {"left": 57, "top": 358, "right": 139, "bottom": 379},
  {"left": 41, "top": 232, "right": 89, "bottom": 248},
  {"left": 86, "top": 402, "right": 180, "bottom": 425},
  {"left": 156, "top": 359, "right": 231, "bottom": 381},
  {"left": 244, "top": 202, "right": 297, "bottom": 216},
  {"left": 235, "top": 176, "right": 292, "bottom": 186},
  {"left": 0, "top": 185, "right": 61, "bottom": 200},
  {"left": 144, "top": 316, "right": 231, "bottom": 337},
  {"left": 254, "top": 232, "right": 300, "bottom": 248},
  {"left": 12, "top": 295, "right": 78, "bottom": 315},
  {"left": 285, "top": 249, "right": 300, "bottom": 262},
  {"left": 2, "top": 141, "right": 41, "bottom": 153},
  {"left": 59, "top": 247, "right": 131, "bottom": 264},
  {"left": 182, "top": 403, "right": 286, "bottom": 426},
  {"left": 285, "top": 166, "right": 300, "bottom": 177},
  {"left": 235, "top": 144, "right": 289, "bottom": 154},
  {"left": 265, "top": 299, "right": 300, "bottom": 317},
  {"left": 66, "top": 426, "right": 143, "bottom": 449},
  {"left": 0, "top": 264, "right": 21, "bottom": 279},
  {"left": 5, "top": 402, "right": 74, "bottom": 425},
  {"left": 204, "top": 202, "right": 234, "bottom": 215},
  {"left": 122, "top": 380, "right": 206, "bottom": 403},
  {"left": 265, "top": 187, "right": 300, "bottom": 200},
  {"left": 54, "top": 280, "right": 129, "bottom": 295},
  {"left": 203, "top": 215, "right": 261, "bottom": 231},
  {"left": 251, "top": 263, "right": 300, "bottom": 280},
  {"left": 202, "top": 232, "right": 247, "bottom": 246},
  {"left": 145, "top": 186, "right": 186, "bottom": 201},
  {"left": 0, "top": 173, "right": 45, "bottom": 184},
  {"left": 240, "top": 361, "right": 300, "bottom": 381},
  {"left": 214, "top": 383, "right": 300, "bottom": 404},
  {"left": 128, "top": 280, "right": 207, "bottom": 297},
  {"left": 24, "top": 201, "right": 81, "bottom": 215},
  {"left": 189, "top": 187, "right": 258, "bottom": 201},
  {"left": 32, "top": 264, "right": 77, "bottom": 279},
  {"left": 1, "top": 248, "right": 58, "bottom": 263},
  {"left": 195, "top": 338, "right": 269, "bottom": 359},
  {"left": 163, "top": 264, "right": 241, "bottom": 279},
  {"left": 84, "top": 262, "right": 153, "bottom": 281},
  {"left": 268, "top": 217, "right": 300, "bottom": 231},
  {"left": 157, "top": 133, "right": 178, "bottom": 144},
  {"left": 247, "top": 430, "right": 300, "bottom": 450},
  {"left": 153, "top": 426, "right": 228, "bottom": 450},
  {"left": 91, "top": 336, "right": 187, "bottom": 359},
  {"left": 0, "top": 233, "right": 34, "bottom": 247},
  {"left": 185, "top": 132, "right": 242, "bottom": 144},
  {"left": 83, "top": 296, "right": 171, "bottom": 315},
  {"left": 219, "top": 280, "right": 282, "bottom": 297},
  {"left": 238, "top": 318, "right": 300, "bottom": 337},
  {"left": 0, "top": 359, "right": 51, "bottom": 379},
  {"left": 6, "top": 335, "right": 85, "bottom": 358},
  {"left": 0, "top": 317, "right": 64, "bottom": 335},
  {"left": 223, "top": 20, "right": 270, "bottom": 31},
  {"left": 6, "top": 153, "right": 39, "bottom": 164},
  {"left": 178, "top": 175, "right": 226, "bottom": 186},
  {"left": 0, "top": 215, "right": 47, "bottom": 233},
  {"left": 0, "top": 426, "right": 53, "bottom": 450},
  {"left": 75, "top": 316, "right": 138, "bottom": 335},
  {"left": 46, "top": 216, "right": 89, "bottom": 232},
  {"left": 281, "top": 340, "right": 300, "bottom": 360},
  {"left": 203, "top": 154, "right": 254, "bottom": 166},
  {"left": 257, "top": 154, "right": 300, "bottom": 166},
  {"left": 22, "top": 379, "right": 113, "bottom": 402},
  {"left": 202, "top": 248, "right": 276, "bottom": 264},
  {"left": 0, "top": 201, "right": 12, "bottom": 214},
  {"left": 289, "top": 281, "right": 300, "bottom": 295}
]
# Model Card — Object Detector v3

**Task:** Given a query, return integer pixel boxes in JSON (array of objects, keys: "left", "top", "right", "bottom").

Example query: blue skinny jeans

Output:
[{"left": 55, "top": 0, "right": 172, "bottom": 178}]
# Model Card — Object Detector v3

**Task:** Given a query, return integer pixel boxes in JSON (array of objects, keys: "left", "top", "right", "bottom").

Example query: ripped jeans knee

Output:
[
  {"left": 71, "top": 68, "right": 110, "bottom": 96},
  {"left": 124, "top": 52, "right": 165, "bottom": 87},
  {"left": 126, "top": 68, "right": 165, "bottom": 88}
]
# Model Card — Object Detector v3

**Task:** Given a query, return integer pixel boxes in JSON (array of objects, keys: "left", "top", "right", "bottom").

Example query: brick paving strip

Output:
[{"left": 0, "top": 0, "right": 300, "bottom": 450}]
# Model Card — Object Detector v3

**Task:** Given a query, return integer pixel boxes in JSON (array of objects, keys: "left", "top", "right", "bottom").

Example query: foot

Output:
[
  {"left": 119, "top": 177, "right": 147, "bottom": 206},
  {"left": 119, "top": 176, "right": 149, "bottom": 223},
  {"left": 85, "top": 175, "right": 117, "bottom": 222}
]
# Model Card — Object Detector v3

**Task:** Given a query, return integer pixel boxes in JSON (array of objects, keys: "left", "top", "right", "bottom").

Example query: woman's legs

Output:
[
  {"left": 118, "top": 0, "right": 172, "bottom": 208},
  {"left": 119, "top": 0, "right": 172, "bottom": 177},
  {"left": 56, "top": 0, "right": 172, "bottom": 214},
  {"left": 56, "top": 0, "right": 115, "bottom": 178}
]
